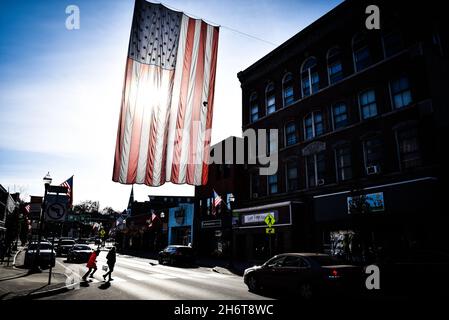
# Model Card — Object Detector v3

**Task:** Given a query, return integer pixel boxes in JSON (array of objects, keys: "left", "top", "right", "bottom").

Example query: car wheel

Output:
[
  {"left": 247, "top": 275, "right": 260, "bottom": 292},
  {"left": 299, "top": 283, "right": 313, "bottom": 300}
]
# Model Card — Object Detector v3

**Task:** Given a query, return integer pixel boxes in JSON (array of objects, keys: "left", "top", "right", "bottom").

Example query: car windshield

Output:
[
  {"left": 28, "top": 243, "right": 53, "bottom": 250},
  {"left": 74, "top": 245, "right": 91, "bottom": 250},
  {"left": 311, "top": 255, "right": 341, "bottom": 266},
  {"left": 264, "top": 256, "right": 285, "bottom": 267},
  {"left": 61, "top": 240, "right": 75, "bottom": 245}
]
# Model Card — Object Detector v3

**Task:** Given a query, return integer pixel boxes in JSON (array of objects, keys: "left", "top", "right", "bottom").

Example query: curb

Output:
[
  {"left": 13, "top": 283, "right": 70, "bottom": 300},
  {"left": 2, "top": 272, "right": 72, "bottom": 300},
  {"left": 211, "top": 266, "right": 240, "bottom": 276}
]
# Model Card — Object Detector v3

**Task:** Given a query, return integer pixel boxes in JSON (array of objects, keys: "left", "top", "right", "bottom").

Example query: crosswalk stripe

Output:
[
  {"left": 117, "top": 258, "right": 233, "bottom": 278},
  {"left": 148, "top": 274, "right": 177, "bottom": 280}
]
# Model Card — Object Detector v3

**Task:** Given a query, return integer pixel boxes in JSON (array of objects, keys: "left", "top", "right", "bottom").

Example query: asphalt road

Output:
[{"left": 40, "top": 251, "right": 269, "bottom": 300}]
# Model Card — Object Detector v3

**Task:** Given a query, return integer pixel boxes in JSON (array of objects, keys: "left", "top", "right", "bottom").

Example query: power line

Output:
[{"left": 149, "top": 1, "right": 278, "bottom": 47}]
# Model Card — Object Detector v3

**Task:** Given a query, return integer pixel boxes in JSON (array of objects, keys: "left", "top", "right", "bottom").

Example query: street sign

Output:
[
  {"left": 44, "top": 194, "right": 68, "bottom": 222},
  {"left": 45, "top": 203, "right": 66, "bottom": 221},
  {"left": 266, "top": 227, "right": 275, "bottom": 234},
  {"left": 47, "top": 185, "right": 68, "bottom": 194},
  {"left": 99, "top": 229, "right": 106, "bottom": 238},
  {"left": 264, "top": 213, "right": 276, "bottom": 227}
]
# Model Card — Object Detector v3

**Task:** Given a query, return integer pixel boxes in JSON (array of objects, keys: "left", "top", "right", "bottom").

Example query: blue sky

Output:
[{"left": 0, "top": 0, "right": 342, "bottom": 210}]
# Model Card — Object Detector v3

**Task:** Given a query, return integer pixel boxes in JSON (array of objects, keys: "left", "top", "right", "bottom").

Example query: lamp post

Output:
[
  {"left": 227, "top": 194, "right": 235, "bottom": 268},
  {"left": 29, "top": 172, "right": 52, "bottom": 274}
]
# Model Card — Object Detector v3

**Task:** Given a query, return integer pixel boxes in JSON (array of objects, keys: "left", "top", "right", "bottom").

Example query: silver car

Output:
[{"left": 24, "top": 242, "right": 56, "bottom": 268}]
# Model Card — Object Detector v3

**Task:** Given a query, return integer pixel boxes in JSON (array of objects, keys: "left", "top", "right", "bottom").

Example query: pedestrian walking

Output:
[
  {"left": 102, "top": 246, "right": 116, "bottom": 282},
  {"left": 82, "top": 249, "right": 100, "bottom": 281}
]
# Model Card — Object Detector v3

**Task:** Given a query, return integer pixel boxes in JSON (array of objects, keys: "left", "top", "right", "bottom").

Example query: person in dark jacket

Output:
[
  {"left": 102, "top": 247, "right": 116, "bottom": 282},
  {"left": 82, "top": 249, "right": 100, "bottom": 281}
]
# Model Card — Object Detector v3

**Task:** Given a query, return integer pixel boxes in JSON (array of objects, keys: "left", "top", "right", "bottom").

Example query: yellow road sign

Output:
[
  {"left": 264, "top": 213, "right": 276, "bottom": 227},
  {"left": 266, "top": 227, "right": 275, "bottom": 234}
]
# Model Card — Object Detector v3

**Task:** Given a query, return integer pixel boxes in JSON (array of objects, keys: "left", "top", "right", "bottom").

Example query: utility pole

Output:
[{"left": 29, "top": 173, "right": 52, "bottom": 274}]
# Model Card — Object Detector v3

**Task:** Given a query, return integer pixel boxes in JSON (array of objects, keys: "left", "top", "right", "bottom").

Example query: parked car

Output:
[
  {"left": 24, "top": 242, "right": 56, "bottom": 268},
  {"left": 158, "top": 245, "right": 194, "bottom": 266},
  {"left": 243, "top": 253, "right": 362, "bottom": 299},
  {"left": 56, "top": 239, "right": 77, "bottom": 256},
  {"left": 67, "top": 244, "right": 94, "bottom": 263},
  {"left": 76, "top": 238, "right": 89, "bottom": 244}
]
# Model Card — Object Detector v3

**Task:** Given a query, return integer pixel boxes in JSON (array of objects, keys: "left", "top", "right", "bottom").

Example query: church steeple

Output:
[{"left": 127, "top": 185, "right": 134, "bottom": 209}]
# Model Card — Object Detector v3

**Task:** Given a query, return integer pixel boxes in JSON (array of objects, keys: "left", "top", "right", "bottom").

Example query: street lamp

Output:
[
  {"left": 227, "top": 194, "right": 235, "bottom": 268},
  {"left": 29, "top": 172, "right": 52, "bottom": 274}
]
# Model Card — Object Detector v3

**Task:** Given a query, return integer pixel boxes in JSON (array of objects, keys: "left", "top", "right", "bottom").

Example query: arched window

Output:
[
  {"left": 265, "top": 83, "right": 276, "bottom": 115},
  {"left": 331, "top": 102, "right": 349, "bottom": 130},
  {"left": 304, "top": 111, "right": 324, "bottom": 140},
  {"left": 363, "top": 135, "right": 383, "bottom": 174},
  {"left": 285, "top": 160, "right": 299, "bottom": 191},
  {"left": 352, "top": 33, "right": 372, "bottom": 72},
  {"left": 382, "top": 30, "right": 404, "bottom": 58},
  {"left": 282, "top": 73, "right": 294, "bottom": 107},
  {"left": 284, "top": 121, "right": 298, "bottom": 146},
  {"left": 249, "top": 93, "right": 259, "bottom": 123},
  {"left": 327, "top": 47, "right": 343, "bottom": 84},
  {"left": 301, "top": 57, "right": 319, "bottom": 97},
  {"left": 390, "top": 76, "right": 412, "bottom": 109},
  {"left": 358, "top": 89, "right": 377, "bottom": 120},
  {"left": 334, "top": 143, "right": 353, "bottom": 182}
]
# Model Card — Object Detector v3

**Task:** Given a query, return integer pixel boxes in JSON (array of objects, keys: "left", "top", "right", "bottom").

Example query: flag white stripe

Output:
[
  {"left": 136, "top": 66, "right": 155, "bottom": 183},
  {"left": 119, "top": 64, "right": 140, "bottom": 183},
  {"left": 178, "top": 19, "right": 202, "bottom": 184},
  {"left": 165, "top": 15, "right": 190, "bottom": 182},
  {"left": 194, "top": 25, "right": 214, "bottom": 185},
  {"left": 151, "top": 70, "right": 175, "bottom": 186}
]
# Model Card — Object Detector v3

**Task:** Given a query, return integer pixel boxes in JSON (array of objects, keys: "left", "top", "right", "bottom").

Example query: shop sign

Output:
[
  {"left": 201, "top": 219, "right": 222, "bottom": 228},
  {"left": 242, "top": 211, "right": 278, "bottom": 225}
]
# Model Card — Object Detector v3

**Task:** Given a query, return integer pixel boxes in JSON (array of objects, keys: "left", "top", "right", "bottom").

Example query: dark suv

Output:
[
  {"left": 56, "top": 239, "right": 76, "bottom": 256},
  {"left": 158, "top": 245, "right": 194, "bottom": 266}
]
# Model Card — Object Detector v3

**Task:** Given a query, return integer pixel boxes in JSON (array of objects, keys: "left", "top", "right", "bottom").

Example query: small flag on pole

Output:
[
  {"left": 213, "top": 189, "right": 222, "bottom": 207},
  {"left": 113, "top": 0, "right": 220, "bottom": 187},
  {"left": 60, "top": 176, "right": 73, "bottom": 208},
  {"left": 212, "top": 189, "right": 222, "bottom": 216}
]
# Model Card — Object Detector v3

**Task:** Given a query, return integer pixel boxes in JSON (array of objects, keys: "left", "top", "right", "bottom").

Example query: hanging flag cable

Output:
[{"left": 152, "top": 1, "right": 279, "bottom": 47}]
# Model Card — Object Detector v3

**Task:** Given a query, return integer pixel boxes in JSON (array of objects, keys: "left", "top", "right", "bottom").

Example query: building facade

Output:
[
  {"left": 195, "top": 137, "right": 247, "bottom": 259},
  {"left": 236, "top": 0, "right": 448, "bottom": 263},
  {"left": 119, "top": 195, "right": 194, "bottom": 252}
]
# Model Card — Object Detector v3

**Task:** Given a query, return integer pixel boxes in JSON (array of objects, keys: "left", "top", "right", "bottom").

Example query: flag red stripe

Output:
[
  {"left": 160, "top": 115, "right": 170, "bottom": 184},
  {"left": 145, "top": 111, "right": 158, "bottom": 185},
  {"left": 187, "top": 21, "right": 207, "bottom": 184},
  {"left": 171, "top": 18, "right": 196, "bottom": 184},
  {"left": 201, "top": 27, "right": 219, "bottom": 185},
  {"left": 113, "top": 58, "right": 134, "bottom": 182}
]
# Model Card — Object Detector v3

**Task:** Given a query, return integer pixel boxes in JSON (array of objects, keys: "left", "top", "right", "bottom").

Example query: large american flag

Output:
[
  {"left": 113, "top": 0, "right": 219, "bottom": 186},
  {"left": 60, "top": 176, "right": 73, "bottom": 208}
]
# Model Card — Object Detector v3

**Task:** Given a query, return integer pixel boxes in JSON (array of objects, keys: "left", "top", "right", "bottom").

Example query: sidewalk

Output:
[{"left": 0, "top": 251, "right": 69, "bottom": 300}]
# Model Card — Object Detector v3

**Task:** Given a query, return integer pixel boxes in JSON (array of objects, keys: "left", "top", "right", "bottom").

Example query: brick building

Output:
[{"left": 235, "top": 0, "right": 448, "bottom": 262}]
